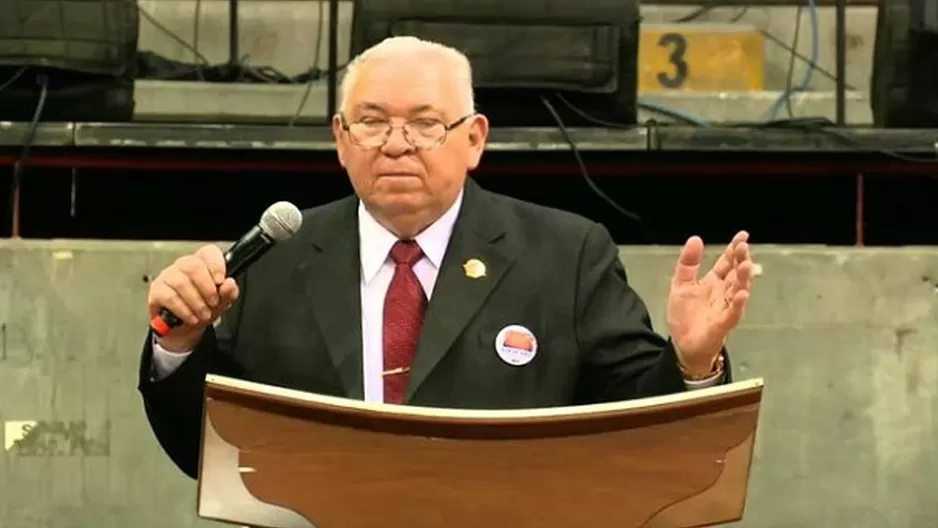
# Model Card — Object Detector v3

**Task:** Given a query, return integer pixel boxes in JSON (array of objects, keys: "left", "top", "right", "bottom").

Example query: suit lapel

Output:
[
  {"left": 406, "top": 181, "right": 517, "bottom": 400},
  {"left": 302, "top": 196, "right": 365, "bottom": 399}
]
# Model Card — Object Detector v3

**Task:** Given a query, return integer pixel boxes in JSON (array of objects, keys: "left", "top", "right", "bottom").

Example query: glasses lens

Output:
[
  {"left": 404, "top": 121, "right": 445, "bottom": 148},
  {"left": 349, "top": 122, "right": 389, "bottom": 147},
  {"left": 348, "top": 120, "right": 447, "bottom": 148}
]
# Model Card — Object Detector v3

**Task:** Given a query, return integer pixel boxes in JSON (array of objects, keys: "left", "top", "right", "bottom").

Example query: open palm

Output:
[{"left": 667, "top": 231, "right": 754, "bottom": 374}]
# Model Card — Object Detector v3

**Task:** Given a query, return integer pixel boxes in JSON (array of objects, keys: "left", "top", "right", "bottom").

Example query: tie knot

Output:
[{"left": 390, "top": 240, "right": 423, "bottom": 266}]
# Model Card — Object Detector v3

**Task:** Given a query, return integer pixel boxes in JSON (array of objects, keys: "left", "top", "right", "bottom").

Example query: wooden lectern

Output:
[{"left": 197, "top": 375, "right": 764, "bottom": 528}]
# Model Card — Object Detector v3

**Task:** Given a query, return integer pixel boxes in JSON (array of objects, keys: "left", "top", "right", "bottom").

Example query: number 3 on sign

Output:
[
  {"left": 639, "top": 25, "right": 766, "bottom": 92},
  {"left": 656, "top": 33, "right": 688, "bottom": 88}
]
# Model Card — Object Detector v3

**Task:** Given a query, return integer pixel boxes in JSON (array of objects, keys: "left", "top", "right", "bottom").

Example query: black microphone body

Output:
[
  {"left": 150, "top": 224, "right": 276, "bottom": 337},
  {"left": 223, "top": 224, "right": 275, "bottom": 277}
]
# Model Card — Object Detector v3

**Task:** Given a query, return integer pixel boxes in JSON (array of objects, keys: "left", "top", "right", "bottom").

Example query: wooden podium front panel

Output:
[{"left": 198, "top": 377, "right": 763, "bottom": 528}]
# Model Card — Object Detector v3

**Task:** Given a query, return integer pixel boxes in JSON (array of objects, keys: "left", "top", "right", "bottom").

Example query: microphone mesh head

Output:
[{"left": 258, "top": 201, "right": 303, "bottom": 241}]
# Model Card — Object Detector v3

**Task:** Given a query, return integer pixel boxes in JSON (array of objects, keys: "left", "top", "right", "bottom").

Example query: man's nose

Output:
[{"left": 380, "top": 126, "right": 414, "bottom": 155}]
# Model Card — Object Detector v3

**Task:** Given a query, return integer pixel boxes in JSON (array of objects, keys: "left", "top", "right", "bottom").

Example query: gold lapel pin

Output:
[{"left": 463, "top": 258, "right": 486, "bottom": 279}]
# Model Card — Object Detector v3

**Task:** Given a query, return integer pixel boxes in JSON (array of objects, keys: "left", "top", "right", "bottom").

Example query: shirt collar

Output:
[{"left": 358, "top": 190, "right": 464, "bottom": 284}]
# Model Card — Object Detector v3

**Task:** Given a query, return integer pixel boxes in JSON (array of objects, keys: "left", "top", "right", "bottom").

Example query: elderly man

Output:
[{"left": 138, "top": 36, "right": 755, "bottom": 478}]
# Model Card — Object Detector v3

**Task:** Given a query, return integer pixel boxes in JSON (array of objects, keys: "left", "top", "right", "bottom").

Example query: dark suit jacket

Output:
[{"left": 137, "top": 179, "right": 731, "bottom": 478}]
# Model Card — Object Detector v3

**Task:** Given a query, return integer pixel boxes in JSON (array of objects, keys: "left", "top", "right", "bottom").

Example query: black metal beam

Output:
[{"left": 228, "top": 0, "right": 239, "bottom": 65}]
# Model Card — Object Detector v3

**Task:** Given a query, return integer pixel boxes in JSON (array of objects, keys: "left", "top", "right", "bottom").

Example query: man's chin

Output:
[{"left": 369, "top": 192, "right": 426, "bottom": 215}]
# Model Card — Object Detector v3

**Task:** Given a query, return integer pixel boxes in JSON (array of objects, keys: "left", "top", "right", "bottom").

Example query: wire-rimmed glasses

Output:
[{"left": 340, "top": 114, "right": 474, "bottom": 149}]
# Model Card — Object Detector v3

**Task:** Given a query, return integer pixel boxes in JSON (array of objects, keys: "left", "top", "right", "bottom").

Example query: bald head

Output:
[{"left": 339, "top": 36, "right": 475, "bottom": 117}]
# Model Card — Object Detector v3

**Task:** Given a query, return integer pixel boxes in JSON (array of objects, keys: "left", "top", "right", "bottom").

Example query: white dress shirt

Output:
[
  {"left": 356, "top": 190, "right": 463, "bottom": 402},
  {"left": 151, "top": 191, "right": 720, "bottom": 395}
]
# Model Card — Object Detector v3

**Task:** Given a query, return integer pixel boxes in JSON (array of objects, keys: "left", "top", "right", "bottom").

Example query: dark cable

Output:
[
  {"left": 133, "top": 1, "right": 210, "bottom": 80},
  {"left": 192, "top": 0, "right": 205, "bottom": 80},
  {"left": 134, "top": 2, "right": 211, "bottom": 65},
  {"left": 553, "top": 92, "right": 706, "bottom": 128},
  {"left": 758, "top": 27, "right": 849, "bottom": 89},
  {"left": 729, "top": 7, "right": 749, "bottom": 23},
  {"left": 554, "top": 93, "right": 631, "bottom": 128},
  {"left": 673, "top": 3, "right": 716, "bottom": 23},
  {"left": 783, "top": 5, "right": 804, "bottom": 118},
  {"left": 0, "top": 67, "right": 27, "bottom": 92},
  {"left": 289, "top": 0, "right": 326, "bottom": 126},
  {"left": 540, "top": 95, "right": 653, "bottom": 242},
  {"left": 9, "top": 74, "right": 49, "bottom": 237}
]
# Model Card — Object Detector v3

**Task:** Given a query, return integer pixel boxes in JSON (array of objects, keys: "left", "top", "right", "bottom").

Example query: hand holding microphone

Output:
[{"left": 146, "top": 201, "right": 303, "bottom": 351}]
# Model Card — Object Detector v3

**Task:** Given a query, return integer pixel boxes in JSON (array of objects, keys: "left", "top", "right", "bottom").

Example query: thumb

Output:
[{"left": 672, "top": 236, "right": 704, "bottom": 286}]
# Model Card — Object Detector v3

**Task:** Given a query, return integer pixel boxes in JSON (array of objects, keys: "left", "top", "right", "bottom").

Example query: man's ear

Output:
[
  {"left": 332, "top": 114, "right": 348, "bottom": 168},
  {"left": 466, "top": 113, "right": 489, "bottom": 170}
]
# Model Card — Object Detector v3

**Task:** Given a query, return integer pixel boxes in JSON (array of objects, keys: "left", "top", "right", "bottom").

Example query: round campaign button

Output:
[{"left": 494, "top": 325, "right": 538, "bottom": 366}]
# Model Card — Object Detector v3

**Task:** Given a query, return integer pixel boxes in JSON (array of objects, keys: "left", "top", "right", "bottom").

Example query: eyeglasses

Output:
[{"left": 340, "top": 114, "right": 474, "bottom": 149}]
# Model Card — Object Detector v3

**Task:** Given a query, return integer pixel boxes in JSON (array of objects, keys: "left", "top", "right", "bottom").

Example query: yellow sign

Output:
[{"left": 638, "top": 24, "right": 765, "bottom": 92}]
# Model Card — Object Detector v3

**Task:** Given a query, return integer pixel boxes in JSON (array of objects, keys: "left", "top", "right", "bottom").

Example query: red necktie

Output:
[{"left": 382, "top": 240, "right": 427, "bottom": 404}]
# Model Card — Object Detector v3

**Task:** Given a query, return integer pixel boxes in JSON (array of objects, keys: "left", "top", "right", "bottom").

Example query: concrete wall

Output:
[
  {"left": 129, "top": 1, "right": 882, "bottom": 124},
  {"left": 1, "top": 239, "right": 936, "bottom": 527}
]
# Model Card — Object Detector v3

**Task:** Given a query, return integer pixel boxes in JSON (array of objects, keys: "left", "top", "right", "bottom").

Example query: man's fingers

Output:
[
  {"left": 711, "top": 231, "right": 750, "bottom": 280},
  {"left": 177, "top": 256, "right": 220, "bottom": 308},
  {"left": 710, "top": 254, "right": 733, "bottom": 281},
  {"left": 161, "top": 269, "right": 213, "bottom": 323},
  {"left": 149, "top": 282, "right": 198, "bottom": 326},
  {"left": 735, "top": 259, "right": 753, "bottom": 292},
  {"left": 218, "top": 278, "right": 240, "bottom": 304},
  {"left": 673, "top": 236, "right": 705, "bottom": 286},
  {"left": 734, "top": 241, "right": 751, "bottom": 267},
  {"left": 196, "top": 244, "right": 227, "bottom": 285},
  {"left": 153, "top": 270, "right": 200, "bottom": 325},
  {"left": 151, "top": 251, "right": 228, "bottom": 325},
  {"left": 146, "top": 247, "right": 240, "bottom": 348}
]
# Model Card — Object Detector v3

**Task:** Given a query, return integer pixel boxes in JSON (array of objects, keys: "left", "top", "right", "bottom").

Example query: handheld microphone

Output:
[{"left": 149, "top": 201, "right": 303, "bottom": 337}]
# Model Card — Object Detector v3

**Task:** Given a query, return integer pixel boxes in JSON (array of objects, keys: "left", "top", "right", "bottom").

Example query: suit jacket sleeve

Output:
[
  {"left": 136, "top": 274, "right": 249, "bottom": 479},
  {"left": 572, "top": 223, "right": 730, "bottom": 403}
]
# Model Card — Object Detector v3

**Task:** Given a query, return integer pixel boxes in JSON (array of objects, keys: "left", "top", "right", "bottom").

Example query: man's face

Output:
[{"left": 332, "top": 53, "right": 489, "bottom": 230}]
